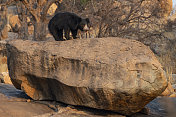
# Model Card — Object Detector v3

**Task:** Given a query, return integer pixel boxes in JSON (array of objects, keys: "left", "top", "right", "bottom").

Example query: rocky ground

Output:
[
  {"left": 0, "top": 83, "right": 176, "bottom": 117},
  {"left": 0, "top": 83, "right": 53, "bottom": 117}
]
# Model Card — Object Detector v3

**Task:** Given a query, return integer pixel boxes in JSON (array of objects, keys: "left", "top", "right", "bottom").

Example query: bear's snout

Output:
[{"left": 83, "top": 24, "right": 90, "bottom": 31}]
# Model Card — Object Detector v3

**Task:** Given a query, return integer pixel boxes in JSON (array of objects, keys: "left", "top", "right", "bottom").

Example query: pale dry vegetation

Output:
[
  {"left": 56, "top": 0, "right": 167, "bottom": 40},
  {"left": 56, "top": 0, "right": 176, "bottom": 75}
]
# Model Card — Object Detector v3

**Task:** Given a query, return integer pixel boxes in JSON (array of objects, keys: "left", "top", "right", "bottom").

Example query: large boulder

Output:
[{"left": 6, "top": 38, "right": 167, "bottom": 115}]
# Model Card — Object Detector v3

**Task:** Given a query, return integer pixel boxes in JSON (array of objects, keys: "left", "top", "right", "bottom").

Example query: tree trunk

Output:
[
  {"left": 18, "top": 16, "right": 29, "bottom": 40},
  {"left": 16, "top": 2, "right": 29, "bottom": 40},
  {"left": 0, "top": 5, "right": 8, "bottom": 40},
  {"left": 33, "top": 21, "right": 47, "bottom": 41}
]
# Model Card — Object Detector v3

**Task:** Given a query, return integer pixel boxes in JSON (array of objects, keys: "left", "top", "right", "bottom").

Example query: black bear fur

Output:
[{"left": 48, "top": 12, "right": 90, "bottom": 41}]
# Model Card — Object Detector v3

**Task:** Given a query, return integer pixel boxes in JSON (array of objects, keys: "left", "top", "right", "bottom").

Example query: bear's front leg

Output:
[
  {"left": 64, "top": 28, "right": 71, "bottom": 40},
  {"left": 71, "top": 29, "right": 78, "bottom": 39}
]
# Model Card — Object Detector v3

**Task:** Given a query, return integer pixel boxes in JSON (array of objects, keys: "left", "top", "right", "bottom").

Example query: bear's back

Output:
[{"left": 49, "top": 12, "right": 80, "bottom": 28}]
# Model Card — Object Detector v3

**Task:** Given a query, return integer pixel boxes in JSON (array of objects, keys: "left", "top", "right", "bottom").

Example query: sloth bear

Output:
[{"left": 48, "top": 12, "right": 90, "bottom": 41}]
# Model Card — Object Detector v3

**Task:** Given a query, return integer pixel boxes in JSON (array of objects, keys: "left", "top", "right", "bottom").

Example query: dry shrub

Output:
[
  {"left": 56, "top": 0, "right": 176, "bottom": 75},
  {"left": 56, "top": 0, "right": 166, "bottom": 40}
]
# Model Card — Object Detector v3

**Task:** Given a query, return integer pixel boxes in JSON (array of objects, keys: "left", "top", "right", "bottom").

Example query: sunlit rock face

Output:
[
  {"left": 0, "top": 40, "right": 11, "bottom": 84},
  {"left": 159, "top": 0, "right": 173, "bottom": 17},
  {"left": 6, "top": 38, "right": 167, "bottom": 115}
]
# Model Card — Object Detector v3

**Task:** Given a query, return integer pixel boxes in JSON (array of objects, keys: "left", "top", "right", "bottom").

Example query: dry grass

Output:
[{"left": 158, "top": 51, "right": 176, "bottom": 84}]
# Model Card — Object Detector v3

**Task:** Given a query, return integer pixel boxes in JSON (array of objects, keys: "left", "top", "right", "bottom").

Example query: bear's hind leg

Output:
[
  {"left": 58, "top": 29, "right": 64, "bottom": 41},
  {"left": 50, "top": 28, "right": 64, "bottom": 41}
]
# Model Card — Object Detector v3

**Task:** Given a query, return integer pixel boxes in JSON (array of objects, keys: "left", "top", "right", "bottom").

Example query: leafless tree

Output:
[
  {"left": 16, "top": 1, "right": 29, "bottom": 40},
  {"left": 57, "top": 0, "right": 170, "bottom": 43},
  {"left": 16, "top": 0, "right": 62, "bottom": 41},
  {"left": 0, "top": 5, "right": 8, "bottom": 40},
  {"left": 89, "top": 0, "right": 165, "bottom": 40}
]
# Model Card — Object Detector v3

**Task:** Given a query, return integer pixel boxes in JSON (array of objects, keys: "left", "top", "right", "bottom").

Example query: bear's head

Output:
[{"left": 78, "top": 18, "right": 90, "bottom": 31}]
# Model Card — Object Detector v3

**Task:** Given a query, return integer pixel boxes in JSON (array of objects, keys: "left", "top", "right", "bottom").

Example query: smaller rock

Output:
[
  {"left": 0, "top": 40, "right": 12, "bottom": 84},
  {"left": 47, "top": 3, "right": 57, "bottom": 16},
  {"left": 1, "top": 72, "right": 12, "bottom": 84},
  {"left": 27, "top": 99, "right": 31, "bottom": 102},
  {"left": 0, "top": 73, "right": 4, "bottom": 83},
  {"left": 9, "top": 15, "right": 21, "bottom": 32},
  {"left": 161, "top": 81, "right": 175, "bottom": 97},
  {"left": 138, "top": 107, "right": 150, "bottom": 115},
  {"left": 169, "top": 93, "right": 176, "bottom": 97}
]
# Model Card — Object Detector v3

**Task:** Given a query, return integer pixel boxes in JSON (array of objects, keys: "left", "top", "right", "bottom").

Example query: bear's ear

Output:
[{"left": 86, "top": 18, "right": 90, "bottom": 23}]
